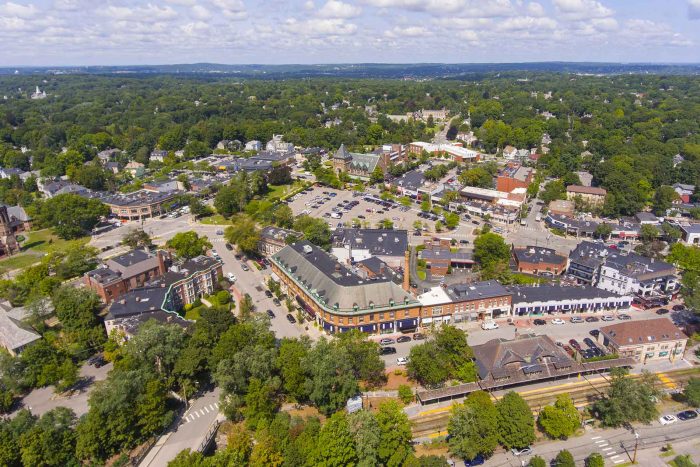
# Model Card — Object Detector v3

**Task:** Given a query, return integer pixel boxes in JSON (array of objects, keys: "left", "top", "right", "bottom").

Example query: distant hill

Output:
[{"left": 1, "top": 62, "right": 698, "bottom": 78}]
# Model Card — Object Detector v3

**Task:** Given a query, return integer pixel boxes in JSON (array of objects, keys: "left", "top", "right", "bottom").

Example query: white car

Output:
[
  {"left": 481, "top": 321, "right": 499, "bottom": 330},
  {"left": 226, "top": 272, "right": 236, "bottom": 282},
  {"left": 601, "top": 315, "right": 615, "bottom": 321},
  {"left": 659, "top": 415, "right": 678, "bottom": 425},
  {"left": 551, "top": 318, "right": 565, "bottom": 325},
  {"left": 396, "top": 357, "right": 408, "bottom": 366}
]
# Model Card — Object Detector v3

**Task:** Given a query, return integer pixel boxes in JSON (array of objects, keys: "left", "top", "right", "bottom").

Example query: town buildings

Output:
[
  {"left": 418, "top": 280, "right": 512, "bottom": 323},
  {"left": 266, "top": 135, "right": 294, "bottom": 154},
  {"left": 330, "top": 228, "right": 408, "bottom": 268},
  {"left": 271, "top": 241, "right": 421, "bottom": 334},
  {"left": 495, "top": 164, "right": 534, "bottom": 192},
  {"left": 258, "top": 226, "right": 300, "bottom": 256},
  {"left": 408, "top": 141, "right": 479, "bottom": 163},
  {"left": 511, "top": 246, "right": 567, "bottom": 276},
  {"left": 332, "top": 144, "right": 384, "bottom": 180},
  {"left": 566, "top": 185, "right": 607, "bottom": 206},
  {"left": 597, "top": 251, "right": 678, "bottom": 299},
  {"left": 0, "top": 299, "right": 41, "bottom": 356},
  {"left": 84, "top": 249, "right": 170, "bottom": 303},
  {"left": 567, "top": 241, "right": 609, "bottom": 285},
  {"left": 598, "top": 318, "right": 686, "bottom": 363},
  {"left": 509, "top": 285, "right": 632, "bottom": 316},
  {"left": 679, "top": 223, "right": 700, "bottom": 246}
]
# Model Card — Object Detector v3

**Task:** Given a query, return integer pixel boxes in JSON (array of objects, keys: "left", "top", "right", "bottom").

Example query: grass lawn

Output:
[
  {"left": 199, "top": 214, "right": 229, "bottom": 225},
  {"left": 21, "top": 229, "right": 89, "bottom": 254},
  {"left": 0, "top": 253, "right": 42, "bottom": 275},
  {"left": 266, "top": 181, "right": 307, "bottom": 201}
]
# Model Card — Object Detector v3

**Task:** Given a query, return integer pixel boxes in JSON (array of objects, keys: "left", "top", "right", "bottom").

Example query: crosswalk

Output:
[
  {"left": 590, "top": 436, "right": 626, "bottom": 464},
  {"left": 211, "top": 238, "right": 226, "bottom": 243},
  {"left": 183, "top": 402, "right": 220, "bottom": 423}
]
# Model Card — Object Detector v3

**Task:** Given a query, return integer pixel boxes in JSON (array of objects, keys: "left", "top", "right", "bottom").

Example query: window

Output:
[
  {"left": 389, "top": 312, "right": 394, "bottom": 319},
  {"left": 404, "top": 310, "right": 409, "bottom": 317},
  {"left": 359, "top": 316, "right": 364, "bottom": 323},
  {"left": 348, "top": 317, "right": 353, "bottom": 325},
  {"left": 379, "top": 313, "right": 384, "bottom": 320}
]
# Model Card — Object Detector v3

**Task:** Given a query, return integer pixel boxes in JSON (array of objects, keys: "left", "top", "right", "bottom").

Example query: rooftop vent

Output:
[{"left": 302, "top": 244, "right": 313, "bottom": 254}]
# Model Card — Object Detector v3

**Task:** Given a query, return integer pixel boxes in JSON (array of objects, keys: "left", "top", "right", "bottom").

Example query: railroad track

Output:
[{"left": 410, "top": 367, "right": 700, "bottom": 439}]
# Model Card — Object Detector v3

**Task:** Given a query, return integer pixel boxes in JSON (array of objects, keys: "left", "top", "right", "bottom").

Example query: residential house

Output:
[
  {"left": 679, "top": 223, "right": 700, "bottom": 246},
  {"left": 125, "top": 161, "right": 145, "bottom": 178},
  {"left": 566, "top": 185, "right": 607, "bottom": 207},
  {"left": 673, "top": 184, "right": 694, "bottom": 204},
  {"left": 0, "top": 299, "right": 41, "bottom": 356},
  {"left": 244, "top": 140, "right": 263, "bottom": 152},
  {"left": 567, "top": 241, "right": 609, "bottom": 285},
  {"left": 150, "top": 150, "right": 168, "bottom": 162}
]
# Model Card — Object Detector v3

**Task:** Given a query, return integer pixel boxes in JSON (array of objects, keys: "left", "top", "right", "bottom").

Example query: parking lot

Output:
[{"left": 285, "top": 185, "right": 476, "bottom": 244}]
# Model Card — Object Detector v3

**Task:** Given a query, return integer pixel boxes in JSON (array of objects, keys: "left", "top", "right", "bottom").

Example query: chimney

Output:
[
  {"left": 403, "top": 250, "right": 411, "bottom": 292},
  {"left": 157, "top": 250, "right": 167, "bottom": 275}
]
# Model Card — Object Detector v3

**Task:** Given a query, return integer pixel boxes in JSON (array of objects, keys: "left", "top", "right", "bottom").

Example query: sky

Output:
[{"left": 0, "top": 0, "right": 699, "bottom": 66}]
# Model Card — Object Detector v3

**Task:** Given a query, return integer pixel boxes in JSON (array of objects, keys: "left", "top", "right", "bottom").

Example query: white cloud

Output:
[
  {"left": 304, "top": 0, "right": 315, "bottom": 9},
  {"left": 384, "top": 25, "right": 432, "bottom": 38},
  {"left": 211, "top": 0, "right": 247, "bottom": 20},
  {"left": 497, "top": 16, "right": 556, "bottom": 31},
  {"left": 689, "top": 0, "right": 700, "bottom": 19},
  {"left": 2, "top": 2, "right": 38, "bottom": 18},
  {"left": 552, "top": 0, "right": 613, "bottom": 20},
  {"left": 526, "top": 2, "right": 544, "bottom": 16},
  {"left": 285, "top": 17, "right": 358, "bottom": 36},
  {"left": 363, "top": 0, "right": 516, "bottom": 17},
  {"left": 191, "top": 5, "right": 211, "bottom": 20},
  {"left": 102, "top": 4, "right": 178, "bottom": 23},
  {"left": 318, "top": 0, "right": 362, "bottom": 18}
]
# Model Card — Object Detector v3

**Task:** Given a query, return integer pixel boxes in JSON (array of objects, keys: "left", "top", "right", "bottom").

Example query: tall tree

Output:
[
  {"left": 448, "top": 391, "right": 499, "bottom": 460},
  {"left": 310, "top": 412, "right": 357, "bottom": 467},
  {"left": 537, "top": 393, "right": 580, "bottom": 439},
  {"left": 166, "top": 231, "right": 212, "bottom": 259},
  {"left": 376, "top": 400, "right": 413, "bottom": 466},
  {"left": 496, "top": 391, "right": 535, "bottom": 449}
]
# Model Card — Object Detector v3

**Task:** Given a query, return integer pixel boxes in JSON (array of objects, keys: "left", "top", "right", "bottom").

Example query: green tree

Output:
[
  {"left": 376, "top": 400, "right": 413, "bottom": 466},
  {"left": 528, "top": 455, "right": 547, "bottom": 467},
  {"left": 444, "top": 212, "right": 460, "bottom": 229},
  {"left": 473, "top": 232, "right": 510, "bottom": 269},
  {"left": 52, "top": 285, "right": 104, "bottom": 352},
  {"left": 225, "top": 214, "right": 260, "bottom": 255},
  {"left": 684, "top": 378, "right": 700, "bottom": 407},
  {"left": 293, "top": 215, "right": 332, "bottom": 249},
  {"left": 335, "top": 330, "right": 386, "bottom": 387},
  {"left": 671, "top": 454, "right": 697, "bottom": 467},
  {"left": 166, "top": 231, "right": 212, "bottom": 259},
  {"left": 398, "top": 384, "right": 414, "bottom": 404},
  {"left": 310, "top": 411, "right": 357, "bottom": 467},
  {"left": 496, "top": 391, "right": 535, "bottom": 449},
  {"left": 370, "top": 165, "right": 385, "bottom": 184},
  {"left": 244, "top": 377, "right": 279, "bottom": 430},
  {"left": 34, "top": 194, "right": 109, "bottom": 239},
  {"left": 303, "top": 338, "right": 358, "bottom": 415},
  {"left": 448, "top": 391, "right": 499, "bottom": 460},
  {"left": 122, "top": 228, "right": 152, "bottom": 249},
  {"left": 348, "top": 409, "right": 381, "bottom": 467},
  {"left": 639, "top": 224, "right": 659, "bottom": 244},
  {"left": 594, "top": 223, "right": 613, "bottom": 240},
  {"left": 593, "top": 368, "right": 659, "bottom": 427},
  {"left": 652, "top": 185, "right": 679, "bottom": 216},
  {"left": 19, "top": 407, "right": 77, "bottom": 467},
  {"left": 554, "top": 449, "right": 575, "bottom": 467},
  {"left": 586, "top": 452, "right": 605, "bottom": 467},
  {"left": 538, "top": 393, "right": 580, "bottom": 439},
  {"left": 407, "top": 341, "right": 450, "bottom": 387},
  {"left": 459, "top": 167, "right": 493, "bottom": 188}
]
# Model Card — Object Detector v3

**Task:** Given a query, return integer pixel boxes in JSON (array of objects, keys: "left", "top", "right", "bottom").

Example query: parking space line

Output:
[
  {"left": 597, "top": 442, "right": 609, "bottom": 447},
  {"left": 591, "top": 436, "right": 601, "bottom": 440},
  {"left": 606, "top": 451, "right": 617, "bottom": 456}
]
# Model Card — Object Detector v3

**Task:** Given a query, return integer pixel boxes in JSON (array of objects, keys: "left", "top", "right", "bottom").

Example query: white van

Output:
[{"left": 481, "top": 320, "right": 499, "bottom": 330}]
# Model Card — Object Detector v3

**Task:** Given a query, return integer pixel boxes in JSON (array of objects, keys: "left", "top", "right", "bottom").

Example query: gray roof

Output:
[
  {"left": 680, "top": 224, "right": 700, "bottom": 235},
  {"left": 568, "top": 241, "right": 610, "bottom": 268},
  {"left": 635, "top": 212, "right": 658, "bottom": 222},
  {"left": 260, "top": 226, "right": 300, "bottom": 242},
  {"left": 160, "top": 255, "right": 221, "bottom": 285},
  {"left": 420, "top": 248, "right": 475, "bottom": 263},
  {"left": 1, "top": 204, "right": 30, "bottom": 222},
  {"left": 332, "top": 228, "right": 408, "bottom": 258},
  {"left": 106, "top": 286, "right": 169, "bottom": 319},
  {"left": 272, "top": 241, "right": 417, "bottom": 313},
  {"left": 395, "top": 170, "right": 426, "bottom": 192},
  {"left": 110, "top": 310, "right": 191, "bottom": 335},
  {"left": 513, "top": 246, "right": 566, "bottom": 266},
  {"left": 334, "top": 144, "right": 352, "bottom": 161},
  {"left": 0, "top": 301, "right": 41, "bottom": 352},
  {"left": 349, "top": 153, "right": 380, "bottom": 172},
  {"left": 446, "top": 280, "right": 509, "bottom": 301},
  {"left": 604, "top": 251, "right": 675, "bottom": 279},
  {"left": 509, "top": 284, "right": 627, "bottom": 305}
]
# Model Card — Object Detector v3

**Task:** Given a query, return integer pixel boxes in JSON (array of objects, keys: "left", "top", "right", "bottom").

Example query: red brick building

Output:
[
  {"left": 496, "top": 164, "right": 534, "bottom": 193},
  {"left": 512, "top": 246, "right": 567, "bottom": 276}
]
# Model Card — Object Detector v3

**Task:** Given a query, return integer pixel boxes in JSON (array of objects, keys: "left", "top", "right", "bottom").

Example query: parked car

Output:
[
  {"left": 397, "top": 335, "right": 411, "bottom": 343},
  {"left": 379, "top": 338, "right": 395, "bottom": 346},
  {"left": 88, "top": 354, "right": 106, "bottom": 367},
  {"left": 659, "top": 414, "right": 678, "bottom": 425},
  {"left": 463, "top": 454, "right": 485, "bottom": 466},
  {"left": 589, "top": 329, "right": 600, "bottom": 338},
  {"left": 266, "top": 309, "right": 275, "bottom": 319},
  {"left": 583, "top": 338, "right": 598, "bottom": 349},
  {"left": 286, "top": 314, "right": 296, "bottom": 324},
  {"left": 533, "top": 318, "right": 547, "bottom": 326},
  {"left": 216, "top": 229, "right": 224, "bottom": 235},
  {"left": 570, "top": 316, "right": 584, "bottom": 323},
  {"left": 601, "top": 315, "right": 615, "bottom": 321},
  {"left": 672, "top": 304, "right": 685, "bottom": 311},
  {"left": 618, "top": 313, "right": 632, "bottom": 320},
  {"left": 511, "top": 447, "right": 533, "bottom": 457},
  {"left": 569, "top": 339, "right": 582, "bottom": 351},
  {"left": 241, "top": 263, "right": 249, "bottom": 271},
  {"left": 585, "top": 316, "right": 600, "bottom": 323},
  {"left": 265, "top": 290, "right": 273, "bottom": 298},
  {"left": 396, "top": 357, "right": 408, "bottom": 366},
  {"left": 379, "top": 346, "right": 397, "bottom": 355},
  {"left": 678, "top": 410, "right": 698, "bottom": 421},
  {"left": 481, "top": 320, "right": 499, "bottom": 330},
  {"left": 656, "top": 308, "right": 670, "bottom": 315},
  {"left": 225, "top": 243, "right": 233, "bottom": 251},
  {"left": 413, "top": 333, "right": 426, "bottom": 340},
  {"left": 551, "top": 318, "right": 565, "bottom": 325},
  {"left": 273, "top": 298, "right": 281, "bottom": 306},
  {"left": 226, "top": 272, "right": 236, "bottom": 282}
]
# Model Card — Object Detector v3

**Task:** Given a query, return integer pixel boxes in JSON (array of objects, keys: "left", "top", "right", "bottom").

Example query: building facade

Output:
[
  {"left": 597, "top": 252, "right": 678, "bottom": 298},
  {"left": 418, "top": 281, "right": 512, "bottom": 323},
  {"left": 272, "top": 241, "right": 421, "bottom": 334},
  {"left": 566, "top": 185, "right": 607, "bottom": 206},
  {"left": 258, "top": 226, "right": 300, "bottom": 256},
  {"left": 509, "top": 285, "right": 632, "bottom": 316},
  {"left": 598, "top": 318, "right": 686, "bottom": 362},
  {"left": 512, "top": 246, "right": 567, "bottom": 276}
]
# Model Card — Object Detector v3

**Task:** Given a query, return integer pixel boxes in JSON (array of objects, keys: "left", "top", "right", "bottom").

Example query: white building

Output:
[
  {"left": 266, "top": 135, "right": 294, "bottom": 154},
  {"left": 597, "top": 252, "right": 677, "bottom": 298},
  {"left": 245, "top": 140, "right": 262, "bottom": 152}
]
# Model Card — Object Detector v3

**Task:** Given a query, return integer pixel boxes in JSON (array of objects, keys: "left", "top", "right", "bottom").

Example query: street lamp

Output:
[{"left": 632, "top": 430, "right": 640, "bottom": 463}]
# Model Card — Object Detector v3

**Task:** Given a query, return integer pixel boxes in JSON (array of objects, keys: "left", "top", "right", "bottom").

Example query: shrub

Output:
[{"left": 398, "top": 385, "right": 414, "bottom": 404}]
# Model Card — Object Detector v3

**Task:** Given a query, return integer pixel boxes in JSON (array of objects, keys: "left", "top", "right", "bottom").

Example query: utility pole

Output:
[{"left": 633, "top": 430, "right": 640, "bottom": 463}]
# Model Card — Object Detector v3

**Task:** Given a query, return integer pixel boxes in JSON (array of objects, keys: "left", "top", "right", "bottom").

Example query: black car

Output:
[
  {"left": 286, "top": 314, "right": 296, "bottom": 324},
  {"left": 413, "top": 333, "right": 426, "bottom": 340},
  {"left": 656, "top": 308, "right": 670, "bottom": 315},
  {"left": 397, "top": 335, "right": 412, "bottom": 343},
  {"left": 678, "top": 410, "right": 698, "bottom": 421},
  {"left": 88, "top": 354, "right": 106, "bottom": 368},
  {"left": 589, "top": 329, "right": 600, "bottom": 338},
  {"left": 583, "top": 338, "right": 597, "bottom": 349},
  {"left": 533, "top": 318, "right": 547, "bottom": 326},
  {"left": 464, "top": 454, "right": 486, "bottom": 466},
  {"left": 265, "top": 290, "right": 273, "bottom": 298},
  {"left": 379, "top": 346, "right": 397, "bottom": 355},
  {"left": 673, "top": 304, "right": 685, "bottom": 311},
  {"left": 273, "top": 298, "right": 281, "bottom": 306},
  {"left": 225, "top": 243, "right": 233, "bottom": 251},
  {"left": 585, "top": 316, "right": 600, "bottom": 323},
  {"left": 266, "top": 309, "right": 275, "bottom": 319}
]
